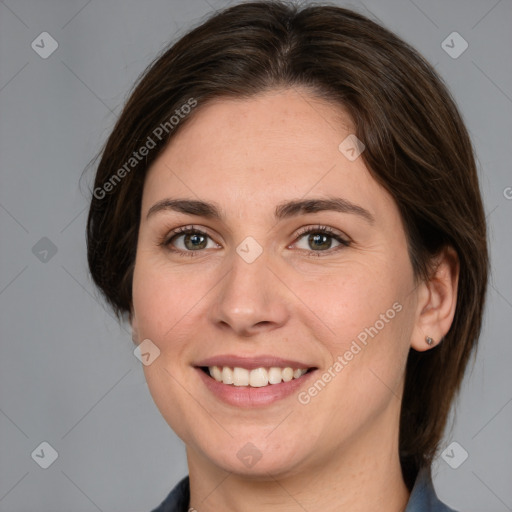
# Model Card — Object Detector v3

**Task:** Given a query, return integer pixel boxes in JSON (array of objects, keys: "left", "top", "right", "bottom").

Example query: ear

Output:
[{"left": 411, "top": 246, "right": 459, "bottom": 352}]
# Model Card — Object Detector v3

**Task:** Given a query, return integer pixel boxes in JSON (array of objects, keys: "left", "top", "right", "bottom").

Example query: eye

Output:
[
  {"left": 162, "top": 226, "right": 220, "bottom": 254},
  {"left": 292, "top": 225, "right": 350, "bottom": 254},
  {"left": 160, "top": 224, "right": 350, "bottom": 257}
]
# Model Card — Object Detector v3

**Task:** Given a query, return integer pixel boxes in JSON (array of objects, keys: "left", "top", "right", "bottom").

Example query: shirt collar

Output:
[
  {"left": 151, "top": 466, "right": 457, "bottom": 512},
  {"left": 405, "top": 466, "right": 458, "bottom": 512}
]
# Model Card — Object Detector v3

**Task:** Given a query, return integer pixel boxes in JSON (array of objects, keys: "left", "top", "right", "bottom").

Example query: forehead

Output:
[{"left": 141, "top": 88, "right": 394, "bottom": 221}]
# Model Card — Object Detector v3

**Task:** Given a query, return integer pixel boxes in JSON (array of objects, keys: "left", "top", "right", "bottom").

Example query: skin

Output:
[{"left": 131, "top": 88, "right": 458, "bottom": 512}]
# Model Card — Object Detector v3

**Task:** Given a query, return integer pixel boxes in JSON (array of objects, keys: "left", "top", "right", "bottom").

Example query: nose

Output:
[{"left": 208, "top": 248, "right": 290, "bottom": 338}]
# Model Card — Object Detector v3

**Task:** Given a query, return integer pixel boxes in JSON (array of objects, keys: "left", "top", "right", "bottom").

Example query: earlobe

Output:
[{"left": 410, "top": 247, "right": 459, "bottom": 352}]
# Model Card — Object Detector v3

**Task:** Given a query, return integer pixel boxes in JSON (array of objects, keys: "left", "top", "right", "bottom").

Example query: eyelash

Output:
[{"left": 159, "top": 224, "right": 351, "bottom": 258}]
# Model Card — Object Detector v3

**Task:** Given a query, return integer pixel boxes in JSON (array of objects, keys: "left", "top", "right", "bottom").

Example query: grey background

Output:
[{"left": 0, "top": 0, "right": 511, "bottom": 510}]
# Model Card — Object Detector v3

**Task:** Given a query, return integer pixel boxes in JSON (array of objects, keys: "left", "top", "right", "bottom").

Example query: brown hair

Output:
[{"left": 86, "top": 0, "right": 488, "bottom": 488}]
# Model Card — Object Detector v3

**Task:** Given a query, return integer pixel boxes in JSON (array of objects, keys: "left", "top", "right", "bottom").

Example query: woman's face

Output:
[{"left": 132, "top": 88, "right": 420, "bottom": 477}]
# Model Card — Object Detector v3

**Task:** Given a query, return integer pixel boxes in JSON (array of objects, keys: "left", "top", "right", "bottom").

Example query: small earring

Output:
[{"left": 425, "top": 336, "right": 434, "bottom": 346}]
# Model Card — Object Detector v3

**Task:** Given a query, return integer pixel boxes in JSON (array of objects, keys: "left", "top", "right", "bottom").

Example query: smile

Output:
[{"left": 204, "top": 365, "right": 310, "bottom": 387}]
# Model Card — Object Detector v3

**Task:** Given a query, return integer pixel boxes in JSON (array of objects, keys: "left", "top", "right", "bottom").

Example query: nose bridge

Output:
[{"left": 209, "top": 243, "right": 289, "bottom": 335}]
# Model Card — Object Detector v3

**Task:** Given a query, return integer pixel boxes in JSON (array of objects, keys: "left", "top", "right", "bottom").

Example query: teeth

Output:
[
  {"left": 211, "top": 365, "right": 222, "bottom": 382},
  {"left": 221, "top": 366, "right": 234, "bottom": 385},
  {"left": 268, "top": 367, "right": 283, "bottom": 385},
  {"left": 282, "top": 367, "right": 294, "bottom": 382},
  {"left": 208, "top": 365, "right": 308, "bottom": 387},
  {"left": 233, "top": 367, "right": 249, "bottom": 386},
  {"left": 249, "top": 367, "right": 268, "bottom": 387}
]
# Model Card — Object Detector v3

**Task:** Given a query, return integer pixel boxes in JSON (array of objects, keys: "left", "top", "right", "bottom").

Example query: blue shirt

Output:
[{"left": 150, "top": 466, "right": 458, "bottom": 511}]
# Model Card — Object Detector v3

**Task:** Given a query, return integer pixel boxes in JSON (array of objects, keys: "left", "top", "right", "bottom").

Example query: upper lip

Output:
[{"left": 194, "top": 354, "right": 316, "bottom": 370}]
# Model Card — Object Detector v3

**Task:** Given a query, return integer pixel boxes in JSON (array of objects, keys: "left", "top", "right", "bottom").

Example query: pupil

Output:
[
  {"left": 185, "top": 233, "right": 206, "bottom": 250},
  {"left": 309, "top": 233, "right": 331, "bottom": 250}
]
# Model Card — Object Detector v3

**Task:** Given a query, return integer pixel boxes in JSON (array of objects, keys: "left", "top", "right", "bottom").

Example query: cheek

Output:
[
  {"left": 290, "top": 258, "right": 404, "bottom": 343},
  {"left": 132, "top": 253, "right": 213, "bottom": 346},
  {"left": 290, "top": 258, "right": 414, "bottom": 403},
  {"left": 133, "top": 258, "right": 213, "bottom": 442}
]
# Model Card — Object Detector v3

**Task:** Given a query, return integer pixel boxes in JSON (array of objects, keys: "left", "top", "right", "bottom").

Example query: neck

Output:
[{"left": 186, "top": 402, "right": 409, "bottom": 512}]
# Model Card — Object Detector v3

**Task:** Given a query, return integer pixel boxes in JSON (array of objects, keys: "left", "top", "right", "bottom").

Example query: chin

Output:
[{"left": 196, "top": 434, "right": 311, "bottom": 479}]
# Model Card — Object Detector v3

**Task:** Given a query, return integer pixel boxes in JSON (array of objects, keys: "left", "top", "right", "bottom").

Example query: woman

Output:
[{"left": 86, "top": 2, "right": 488, "bottom": 510}]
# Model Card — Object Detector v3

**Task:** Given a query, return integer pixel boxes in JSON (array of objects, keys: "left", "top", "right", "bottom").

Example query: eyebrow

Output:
[{"left": 146, "top": 197, "right": 374, "bottom": 224}]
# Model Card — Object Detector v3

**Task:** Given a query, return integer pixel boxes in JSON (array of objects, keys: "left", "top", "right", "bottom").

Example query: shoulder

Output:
[
  {"left": 405, "top": 466, "right": 459, "bottom": 512},
  {"left": 149, "top": 476, "right": 190, "bottom": 512}
]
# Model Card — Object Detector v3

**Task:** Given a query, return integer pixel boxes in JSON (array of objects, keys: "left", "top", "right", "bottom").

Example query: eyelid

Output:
[
  {"left": 162, "top": 225, "right": 221, "bottom": 248},
  {"left": 163, "top": 224, "right": 212, "bottom": 242},
  {"left": 292, "top": 224, "right": 350, "bottom": 243},
  {"left": 289, "top": 225, "right": 351, "bottom": 254}
]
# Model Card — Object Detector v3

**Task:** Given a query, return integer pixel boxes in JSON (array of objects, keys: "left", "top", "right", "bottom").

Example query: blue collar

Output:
[
  {"left": 404, "top": 466, "right": 457, "bottom": 512},
  {"left": 151, "top": 466, "right": 457, "bottom": 512}
]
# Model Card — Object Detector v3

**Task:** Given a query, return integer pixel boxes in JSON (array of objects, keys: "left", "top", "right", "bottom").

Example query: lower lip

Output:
[{"left": 195, "top": 368, "right": 316, "bottom": 407}]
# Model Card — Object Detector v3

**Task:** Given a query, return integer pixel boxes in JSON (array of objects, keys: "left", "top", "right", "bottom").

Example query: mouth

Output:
[
  {"left": 198, "top": 365, "right": 316, "bottom": 387},
  {"left": 193, "top": 355, "right": 318, "bottom": 407}
]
